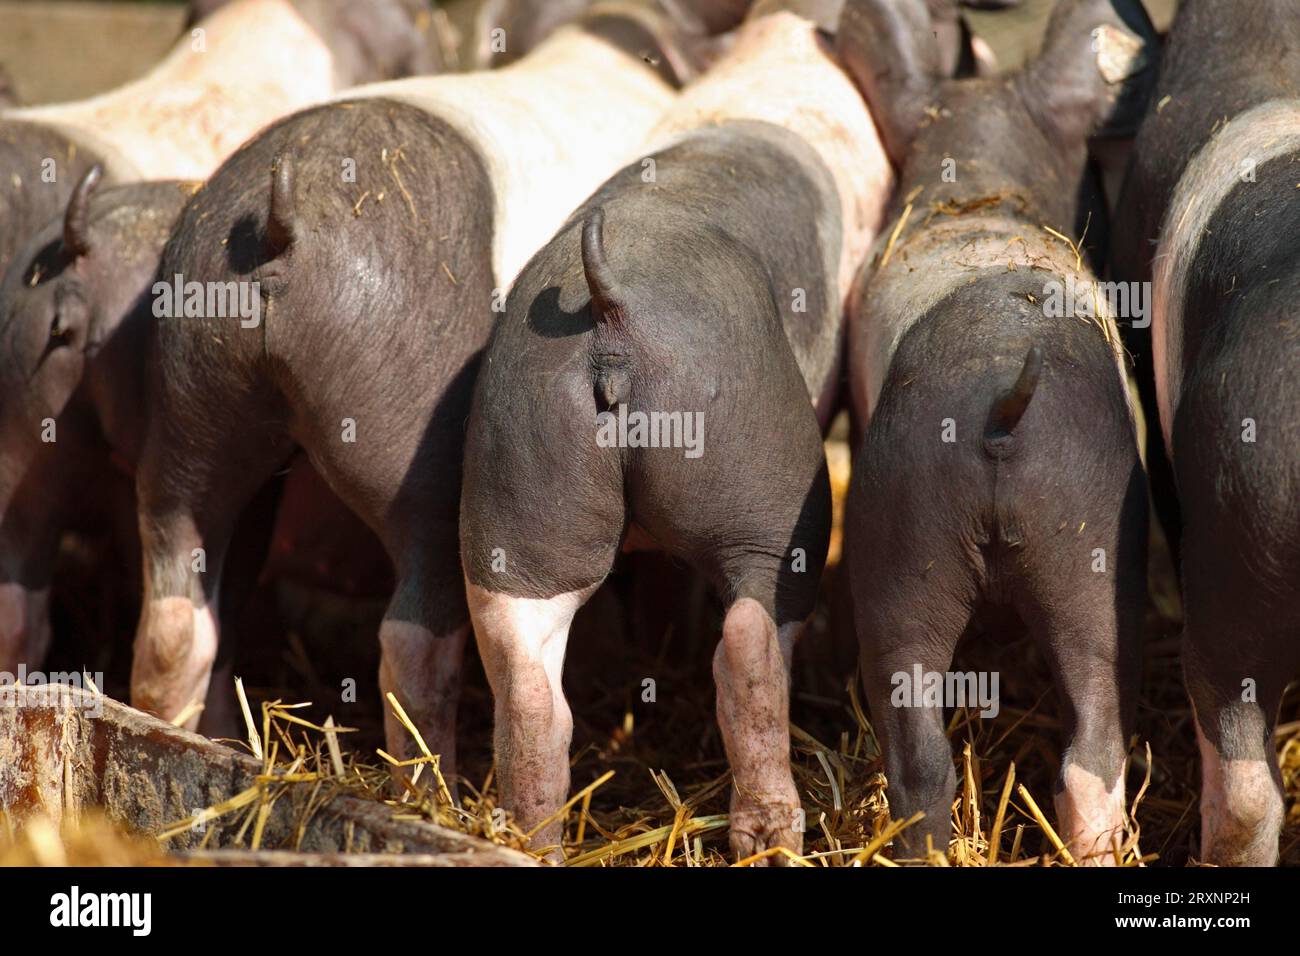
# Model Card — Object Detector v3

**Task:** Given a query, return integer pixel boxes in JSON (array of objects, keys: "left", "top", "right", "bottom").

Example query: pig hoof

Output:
[{"left": 729, "top": 800, "right": 804, "bottom": 866}]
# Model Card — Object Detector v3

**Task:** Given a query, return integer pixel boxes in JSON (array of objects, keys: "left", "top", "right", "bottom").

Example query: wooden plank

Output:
[{"left": 0, "top": 684, "right": 534, "bottom": 866}]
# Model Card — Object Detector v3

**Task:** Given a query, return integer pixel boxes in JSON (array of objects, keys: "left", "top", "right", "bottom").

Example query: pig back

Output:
[
  {"left": 341, "top": 26, "right": 675, "bottom": 289},
  {"left": 647, "top": 10, "right": 892, "bottom": 305}
]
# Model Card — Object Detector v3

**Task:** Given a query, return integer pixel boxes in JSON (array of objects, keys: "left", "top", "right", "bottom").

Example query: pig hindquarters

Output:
[
  {"left": 0, "top": 0, "right": 443, "bottom": 714},
  {"left": 459, "top": 10, "right": 891, "bottom": 862},
  {"left": 838, "top": 0, "right": 1154, "bottom": 863},
  {"left": 1127, "top": 0, "right": 1300, "bottom": 866},
  {"left": 133, "top": 25, "right": 674, "bottom": 781}
]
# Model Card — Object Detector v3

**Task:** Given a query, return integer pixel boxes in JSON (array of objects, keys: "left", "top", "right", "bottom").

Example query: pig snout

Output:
[{"left": 0, "top": 582, "right": 52, "bottom": 673}]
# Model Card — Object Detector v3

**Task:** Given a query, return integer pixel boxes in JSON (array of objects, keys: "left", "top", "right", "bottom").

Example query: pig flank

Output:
[
  {"left": 459, "top": 6, "right": 892, "bottom": 863},
  {"left": 838, "top": 0, "right": 1155, "bottom": 863},
  {"left": 1116, "top": 0, "right": 1300, "bottom": 866},
  {"left": 133, "top": 21, "right": 674, "bottom": 781}
]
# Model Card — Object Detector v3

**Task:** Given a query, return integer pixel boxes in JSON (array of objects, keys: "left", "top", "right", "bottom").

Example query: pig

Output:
[
  {"left": 836, "top": 0, "right": 1156, "bottom": 863},
  {"left": 0, "top": 0, "right": 442, "bottom": 287},
  {"left": 458, "top": 2, "right": 893, "bottom": 863},
  {"left": 0, "top": 0, "right": 443, "bottom": 689},
  {"left": 1111, "top": 0, "right": 1300, "bottom": 866},
  {"left": 0, "top": 175, "right": 188, "bottom": 672},
  {"left": 0, "top": 172, "right": 324, "bottom": 732},
  {"left": 130, "top": 13, "right": 686, "bottom": 781}
]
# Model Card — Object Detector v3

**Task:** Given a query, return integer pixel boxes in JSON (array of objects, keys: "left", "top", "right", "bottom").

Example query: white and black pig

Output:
[
  {"left": 459, "top": 0, "right": 894, "bottom": 863},
  {"left": 0, "top": 0, "right": 445, "bottom": 688},
  {"left": 130, "top": 9, "right": 690, "bottom": 780},
  {"left": 837, "top": 0, "right": 1156, "bottom": 863},
  {"left": 1113, "top": 0, "right": 1300, "bottom": 867}
]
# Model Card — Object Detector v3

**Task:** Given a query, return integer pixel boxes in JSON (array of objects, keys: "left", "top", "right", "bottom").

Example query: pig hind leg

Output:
[
  {"left": 465, "top": 580, "right": 603, "bottom": 860},
  {"left": 374, "top": 521, "right": 471, "bottom": 789},
  {"left": 1017, "top": 579, "right": 1140, "bottom": 865},
  {"left": 132, "top": 391, "right": 292, "bottom": 729},
  {"left": 1181, "top": 557, "right": 1294, "bottom": 866},
  {"left": 853, "top": 547, "right": 973, "bottom": 861},
  {"left": 460, "top": 490, "right": 622, "bottom": 859},
  {"left": 1175, "top": 380, "right": 1298, "bottom": 866},
  {"left": 633, "top": 420, "right": 832, "bottom": 865}
]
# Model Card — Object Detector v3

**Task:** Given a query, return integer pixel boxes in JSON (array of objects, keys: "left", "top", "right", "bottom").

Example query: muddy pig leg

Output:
[{"left": 631, "top": 402, "right": 831, "bottom": 866}]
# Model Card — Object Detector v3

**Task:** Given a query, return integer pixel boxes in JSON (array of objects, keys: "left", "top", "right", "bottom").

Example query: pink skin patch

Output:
[
  {"left": 1055, "top": 763, "right": 1125, "bottom": 866},
  {"left": 0, "top": 583, "right": 52, "bottom": 672},
  {"left": 1194, "top": 720, "right": 1283, "bottom": 866},
  {"left": 466, "top": 581, "right": 594, "bottom": 862},
  {"left": 130, "top": 595, "right": 218, "bottom": 731},
  {"left": 714, "top": 599, "right": 804, "bottom": 865}
]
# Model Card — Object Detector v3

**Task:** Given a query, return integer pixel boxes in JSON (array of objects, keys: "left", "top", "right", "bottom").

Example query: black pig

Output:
[
  {"left": 459, "top": 5, "right": 894, "bottom": 863},
  {"left": 0, "top": 0, "right": 443, "bottom": 286},
  {"left": 1113, "top": 0, "right": 1300, "bottom": 866},
  {"left": 837, "top": 0, "right": 1155, "bottom": 862}
]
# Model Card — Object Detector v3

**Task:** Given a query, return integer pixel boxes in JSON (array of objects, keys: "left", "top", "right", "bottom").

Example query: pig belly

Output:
[{"left": 1151, "top": 98, "right": 1300, "bottom": 456}]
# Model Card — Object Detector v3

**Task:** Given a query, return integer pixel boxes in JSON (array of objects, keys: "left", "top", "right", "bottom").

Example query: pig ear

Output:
[
  {"left": 837, "top": 0, "right": 943, "bottom": 167},
  {"left": 1019, "top": 0, "right": 1157, "bottom": 145},
  {"left": 62, "top": 164, "right": 102, "bottom": 259},
  {"left": 581, "top": 207, "right": 628, "bottom": 326},
  {"left": 265, "top": 153, "right": 297, "bottom": 257}
]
